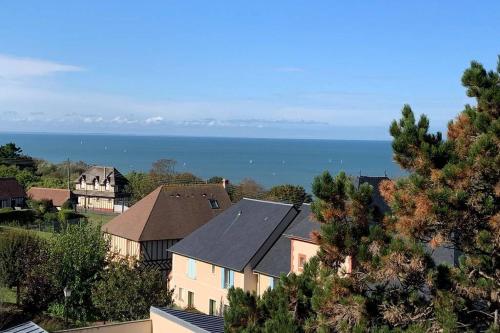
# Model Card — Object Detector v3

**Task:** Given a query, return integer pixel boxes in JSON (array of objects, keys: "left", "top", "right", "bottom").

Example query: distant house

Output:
[
  {"left": 0, "top": 178, "right": 26, "bottom": 209},
  {"left": 168, "top": 198, "right": 299, "bottom": 315},
  {"left": 27, "top": 187, "right": 75, "bottom": 209},
  {"left": 73, "top": 166, "right": 130, "bottom": 212},
  {"left": 102, "top": 184, "right": 231, "bottom": 274}
]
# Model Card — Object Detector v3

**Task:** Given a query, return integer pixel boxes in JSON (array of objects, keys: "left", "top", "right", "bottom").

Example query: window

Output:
[
  {"left": 94, "top": 179, "right": 99, "bottom": 190},
  {"left": 105, "top": 180, "right": 110, "bottom": 191},
  {"left": 178, "top": 288, "right": 183, "bottom": 301},
  {"left": 209, "top": 299, "right": 216, "bottom": 315},
  {"left": 187, "top": 258, "right": 197, "bottom": 279},
  {"left": 209, "top": 199, "right": 219, "bottom": 209},
  {"left": 269, "top": 277, "right": 276, "bottom": 290},
  {"left": 298, "top": 254, "right": 307, "bottom": 271},
  {"left": 221, "top": 267, "right": 234, "bottom": 289},
  {"left": 187, "top": 291, "right": 194, "bottom": 308}
]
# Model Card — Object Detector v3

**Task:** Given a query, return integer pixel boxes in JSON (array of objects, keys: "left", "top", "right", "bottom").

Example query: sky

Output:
[{"left": 0, "top": 1, "right": 499, "bottom": 140}]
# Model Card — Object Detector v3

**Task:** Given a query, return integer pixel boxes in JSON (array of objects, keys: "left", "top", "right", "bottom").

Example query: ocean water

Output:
[{"left": 0, "top": 133, "right": 403, "bottom": 191}]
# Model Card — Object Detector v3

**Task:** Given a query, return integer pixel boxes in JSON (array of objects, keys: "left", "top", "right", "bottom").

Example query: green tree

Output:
[
  {"left": 92, "top": 258, "right": 173, "bottom": 322},
  {"left": 0, "top": 230, "right": 47, "bottom": 306},
  {"left": 0, "top": 143, "right": 23, "bottom": 159},
  {"left": 125, "top": 171, "right": 157, "bottom": 204},
  {"left": 265, "top": 184, "right": 312, "bottom": 205},
  {"left": 49, "top": 224, "right": 109, "bottom": 322}
]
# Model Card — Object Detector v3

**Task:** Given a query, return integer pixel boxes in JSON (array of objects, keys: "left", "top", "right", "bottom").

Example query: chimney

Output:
[{"left": 222, "top": 178, "right": 229, "bottom": 189}]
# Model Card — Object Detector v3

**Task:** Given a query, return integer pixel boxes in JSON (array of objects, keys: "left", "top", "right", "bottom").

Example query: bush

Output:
[{"left": 0, "top": 210, "right": 35, "bottom": 226}]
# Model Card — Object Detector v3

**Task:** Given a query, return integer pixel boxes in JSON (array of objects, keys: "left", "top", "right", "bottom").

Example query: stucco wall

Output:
[
  {"left": 256, "top": 273, "right": 276, "bottom": 297},
  {"left": 77, "top": 196, "right": 114, "bottom": 211},
  {"left": 290, "top": 239, "right": 320, "bottom": 273},
  {"left": 150, "top": 309, "right": 195, "bottom": 333},
  {"left": 55, "top": 319, "right": 151, "bottom": 333},
  {"left": 170, "top": 254, "right": 248, "bottom": 315}
]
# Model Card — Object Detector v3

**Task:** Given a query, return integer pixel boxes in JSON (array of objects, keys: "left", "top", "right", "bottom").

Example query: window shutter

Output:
[
  {"left": 221, "top": 267, "right": 225, "bottom": 288},
  {"left": 229, "top": 270, "right": 234, "bottom": 287}
]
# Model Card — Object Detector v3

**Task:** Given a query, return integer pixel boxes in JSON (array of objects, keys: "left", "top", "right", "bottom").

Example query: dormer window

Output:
[
  {"left": 94, "top": 179, "right": 99, "bottom": 190},
  {"left": 209, "top": 199, "right": 219, "bottom": 209},
  {"left": 105, "top": 180, "right": 110, "bottom": 191}
]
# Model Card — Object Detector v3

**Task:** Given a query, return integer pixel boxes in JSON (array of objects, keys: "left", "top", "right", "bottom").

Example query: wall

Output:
[
  {"left": 290, "top": 239, "right": 320, "bottom": 273},
  {"left": 170, "top": 254, "right": 245, "bottom": 315},
  {"left": 256, "top": 273, "right": 276, "bottom": 297},
  {"left": 150, "top": 309, "right": 195, "bottom": 333},
  {"left": 77, "top": 196, "right": 114, "bottom": 211},
  {"left": 107, "top": 234, "right": 140, "bottom": 259},
  {"left": 55, "top": 319, "right": 151, "bottom": 333}
]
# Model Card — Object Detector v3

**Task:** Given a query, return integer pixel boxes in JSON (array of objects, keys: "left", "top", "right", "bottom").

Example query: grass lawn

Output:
[
  {"left": 0, "top": 225, "right": 53, "bottom": 240},
  {"left": 82, "top": 211, "right": 118, "bottom": 228},
  {"left": 0, "top": 287, "right": 16, "bottom": 304}
]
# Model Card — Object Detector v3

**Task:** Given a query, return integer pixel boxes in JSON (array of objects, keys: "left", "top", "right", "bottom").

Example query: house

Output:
[
  {"left": 27, "top": 187, "right": 75, "bottom": 209},
  {"left": 0, "top": 178, "right": 25, "bottom": 208},
  {"left": 50, "top": 306, "right": 224, "bottom": 333},
  {"left": 73, "top": 166, "right": 130, "bottom": 212},
  {"left": 101, "top": 183, "right": 231, "bottom": 274},
  {"left": 168, "top": 198, "right": 299, "bottom": 315}
]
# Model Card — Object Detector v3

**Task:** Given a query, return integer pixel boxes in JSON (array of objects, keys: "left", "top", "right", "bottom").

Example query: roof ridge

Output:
[
  {"left": 137, "top": 186, "right": 164, "bottom": 241},
  {"left": 242, "top": 197, "right": 293, "bottom": 206}
]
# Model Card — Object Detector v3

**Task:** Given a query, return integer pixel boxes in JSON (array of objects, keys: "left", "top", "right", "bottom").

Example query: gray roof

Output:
[
  {"left": 283, "top": 204, "right": 320, "bottom": 242},
  {"left": 253, "top": 206, "right": 306, "bottom": 277},
  {"left": 0, "top": 322, "right": 47, "bottom": 333},
  {"left": 74, "top": 166, "right": 128, "bottom": 186},
  {"left": 355, "top": 176, "right": 390, "bottom": 215},
  {"left": 169, "top": 198, "right": 298, "bottom": 271},
  {"left": 152, "top": 307, "right": 224, "bottom": 333}
]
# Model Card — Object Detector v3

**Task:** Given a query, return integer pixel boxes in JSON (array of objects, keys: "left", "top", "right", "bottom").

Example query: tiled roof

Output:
[
  {"left": 74, "top": 166, "right": 128, "bottom": 186},
  {"left": 152, "top": 307, "right": 224, "bottom": 333},
  {"left": 0, "top": 178, "right": 26, "bottom": 200},
  {"left": 0, "top": 321, "right": 47, "bottom": 333},
  {"left": 102, "top": 184, "right": 232, "bottom": 241},
  {"left": 169, "top": 198, "right": 298, "bottom": 272},
  {"left": 27, "top": 187, "right": 72, "bottom": 207}
]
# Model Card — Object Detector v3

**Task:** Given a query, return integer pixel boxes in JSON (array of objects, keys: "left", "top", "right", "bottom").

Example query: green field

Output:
[
  {"left": 82, "top": 211, "right": 118, "bottom": 228},
  {"left": 0, "top": 287, "right": 16, "bottom": 304}
]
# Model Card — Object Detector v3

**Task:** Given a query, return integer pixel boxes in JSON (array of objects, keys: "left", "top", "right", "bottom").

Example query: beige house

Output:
[
  {"left": 73, "top": 166, "right": 129, "bottom": 212},
  {"left": 168, "top": 198, "right": 299, "bottom": 315},
  {"left": 101, "top": 184, "right": 231, "bottom": 274}
]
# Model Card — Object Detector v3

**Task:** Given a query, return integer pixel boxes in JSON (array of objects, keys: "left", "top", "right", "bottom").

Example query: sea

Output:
[{"left": 0, "top": 133, "right": 404, "bottom": 191}]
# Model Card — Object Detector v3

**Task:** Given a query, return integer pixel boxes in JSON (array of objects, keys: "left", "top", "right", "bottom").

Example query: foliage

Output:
[
  {"left": 0, "top": 230, "right": 47, "bottom": 306},
  {"left": 92, "top": 258, "right": 173, "bottom": 321},
  {"left": 228, "top": 178, "right": 266, "bottom": 202},
  {"left": 0, "top": 209, "right": 35, "bottom": 226},
  {"left": 265, "top": 184, "right": 312, "bottom": 205},
  {"left": 226, "top": 57, "right": 500, "bottom": 332},
  {"left": 0, "top": 143, "right": 23, "bottom": 159},
  {"left": 49, "top": 224, "right": 109, "bottom": 322}
]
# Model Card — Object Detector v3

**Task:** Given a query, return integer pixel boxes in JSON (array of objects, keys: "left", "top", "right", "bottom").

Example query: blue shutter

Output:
[
  {"left": 229, "top": 270, "right": 234, "bottom": 287},
  {"left": 269, "top": 277, "right": 274, "bottom": 289},
  {"left": 221, "top": 267, "right": 225, "bottom": 288}
]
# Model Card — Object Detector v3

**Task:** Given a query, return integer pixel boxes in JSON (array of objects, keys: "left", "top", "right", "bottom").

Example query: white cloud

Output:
[
  {"left": 83, "top": 116, "right": 103, "bottom": 123},
  {"left": 145, "top": 116, "right": 164, "bottom": 124},
  {"left": 0, "top": 54, "right": 83, "bottom": 79},
  {"left": 111, "top": 116, "right": 138, "bottom": 124}
]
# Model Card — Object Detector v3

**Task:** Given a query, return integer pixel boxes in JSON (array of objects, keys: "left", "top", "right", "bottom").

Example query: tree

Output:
[
  {"left": 0, "top": 143, "right": 23, "bottom": 159},
  {"left": 92, "top": 258, "right": 173, "bottom": 322},
  {"left": 265, "top": 184, "right": 312, "bottom": 205},
  {"left": 49, "top": 224, "right": 109, "bottom": 322},
  {"left": 125, "top": 171, "right": 157, "bottom": 204},
  {"left": 149, "top": 159, "right": 177, "bottom": 184},
  {"left": 228, "top": 178, "right": 266, "bottom": 202},
  {"left": 0, "top": 230, "right": 47, "bottom": 306}
]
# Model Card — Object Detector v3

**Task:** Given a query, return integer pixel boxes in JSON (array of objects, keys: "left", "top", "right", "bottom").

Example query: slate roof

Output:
[
  {"left": 0, "top": 178, "right": 26, "bottom": 200},
  {"left": 102, "top": 184, "right": 232, "bottom": 241},
  {"left": 169, "top": 198, "right": 298, "bottom": 272},
  {"left": 27, "top": 187, "right": 72, "bottom": 207},
  {"left": 74, "top": 166, "right": 128, "bottom": 186},
  {"left": 253, "top": 205, "right": 306, "bottom": 277},
  {"left": 153, "top": 307, "right": 224, "bottom": 333},
  {"left": 0, "top": 321, "right": 47, "bottom": 333},
  {"left": 283, "top": 204, "right": 320, "bottom": 242}
]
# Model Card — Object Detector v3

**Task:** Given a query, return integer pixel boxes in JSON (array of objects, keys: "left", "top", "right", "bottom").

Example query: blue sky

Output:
[{"left": 0, "top": 1, "right": 498, "bottom": 139}]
